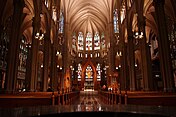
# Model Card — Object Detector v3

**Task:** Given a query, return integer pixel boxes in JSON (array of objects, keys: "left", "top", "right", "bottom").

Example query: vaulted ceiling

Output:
[
  {"left": 61, "top": 0, "right": 115, "bottom": 34},
  {"left": 2, "top": 0, "right": 175, "bottom": 44}
]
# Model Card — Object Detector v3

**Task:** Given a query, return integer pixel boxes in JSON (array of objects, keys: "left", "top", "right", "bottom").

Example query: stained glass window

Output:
[
  {"left": 18, "top": 35, "right": 27, "bottom": 73},
  {"left": 78, "top": 63, "right": 82, "bottom": 81},
  {"left": 85, "top": 65, "right": 94, "bottom": 90},
  {"left": 86, "top": 32, "right": 92, "bottom": 50},
  {"left": 169, "top": 24, "right": 176, "bottom": 67},
  {"left": 114, "top": 9, "right": 119, "bottom": 33},
  {"left": 0, "top": 27, "right": 9, "bottom": 70},
  {"left": 94, "top": 32, "right": 100, "bottom": 50},
  {"left": 85, "top": 65, "right": 93, "bottom": 81},
  {"left": 167, "top": 18, "right": 176, "bottom": 87},
  {"left": 0, "top": 17, "right": 11, "bottom": 89},
  {"left": 78, "top": 53, "right": 83, "bottom": 57},
  {"left": 78, "top": 32, "right": 84, "bottom": 50},
  {"left": 127, "top": 0, "right": 133, "bottom": 9},
  {"left": 96, "top": 63, "right": 101, "bottom": 81},
  {"left": 52, "top": 7, "right": 57, "bottom": 23},
  {"left": 16, "top": 35, "right": 28, "bottom": 91},
  {"left": 71, "top": 33, "right": 77, "bottom": 55},
  {"left": 101, "top": 33, "right": 106, "bottom": 50},
  {"left": 120, "top": 1, "right": 126, "bottom": 24},
  {"left": 59, "top": 11, "right": 64, "bottom": 34},
  {"left": 44, "top": 0, "right": 49, "bottom": 8}
]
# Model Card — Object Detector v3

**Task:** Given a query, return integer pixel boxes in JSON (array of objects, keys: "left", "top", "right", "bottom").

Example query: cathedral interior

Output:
[{"left": 0, "top": 0, "right": 176, "bottom": 117}]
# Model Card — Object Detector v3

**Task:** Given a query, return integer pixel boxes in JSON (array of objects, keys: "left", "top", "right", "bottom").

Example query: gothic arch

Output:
[{"left": 81, "top": 59, "right": 97, "bottom": 90}]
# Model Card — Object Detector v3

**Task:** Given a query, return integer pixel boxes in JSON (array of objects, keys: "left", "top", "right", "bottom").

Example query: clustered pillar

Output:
[
  {"left": 154, "top": 0, "right": 174, "bottom": 92},
  {"left": 6, "top": 0, "right": 25, "bottom": 93}
]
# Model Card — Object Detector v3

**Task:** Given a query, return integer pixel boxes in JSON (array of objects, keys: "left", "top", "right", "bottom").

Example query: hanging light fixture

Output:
[
  {"left": 35, "top": 30, "right": 44, "bottom": 40},
  {"left": 133, "top": 31, "right": 143, "bottom": 39}
]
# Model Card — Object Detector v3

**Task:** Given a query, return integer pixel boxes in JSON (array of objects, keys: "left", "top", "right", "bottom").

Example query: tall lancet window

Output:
[
  {"left": 167, "top": 18, "right": 176, "bottom": 87},
  {"left": 78, "top": 63, "right": 82, "bottom": 81},
  {"left": 71, "top": 33, "right": 77, "bottom": 56},
  {"left": 52, "top": 6, "right": 57, "bottom": 23},
  {"left": 44, "top": 0, "right": 49, "bottom": 8},
  {"left": 96, "top": 63, "right": 101, "bottom": 81},
  {"left": 86, "top": 65, "right": 93, "bottom": 80},
  {"left": 114, "top": 9, "right": 119, "bottom": 33},
  {"left": 101, "top": 33, "right": 106, "bottom": 50},
  {"left": 86, "top": 32, "right": 92, "bottom": 50},
  {"left": 127, "top": 0, "right": 133, "bottom": 9},
  {"left": 0, "top": 17, "right": 11, "bottom": 89},
  {"left": 58, "top": 11, "right": 64, "bottom": 34},
  {"left": 94, "top": 32, "right": 100, "bottom": 50},
  {"left": 18, "top": 36, "right": 28, "bottom": 72},
  {"left": 17, "top": 35, "right": 28, "bottom": 91},
  {"left": 120, "top": 0, "right": 126, "bottom": 24},
  {"left": 78, "top": 32, "right": 84, "bottom": 50},
  {"left": 0, "top": 27, "right": 9, "bottom": 71}
]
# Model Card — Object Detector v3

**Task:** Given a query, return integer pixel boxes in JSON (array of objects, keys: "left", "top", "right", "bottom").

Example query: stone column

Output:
[
  {"left": 50, "top": 32, "right": 57, "bottom": 91},
  {"left": 139, "top": 20, "right": 152, "bottom": 91},
  {"left": 128, "top": 34, "right": 136, "bottom": 91},
  {"left": 29, "top": 17, "right": 40, "bottom": 92},
  {"left": 136, "top": 0, "right": 153, "bottom": 91},
  {"left": 42, "top": 31, "right": 50, "bottom": 92},
  {"left": 121, "top": 42, "right": 128, "bottom": 90},
  {"left": 153, "top": 0, "right": 174, "bottom": 92},
  {"left": 25, "top": 44, "right": 32, "bottom": 91},
  {"left": 61, "top": 22, "right": 70, "bottom": 90},
  {"left": 125, "top": 0, "right": 136, "bottom": 91},
  {"left": 135, "top": 0, "right": 153, "bottom": 91},
  {"left": 28, "top": 0, "right": 41, "bottom": 92},
  {"left": 108, "top": 22, "right": 115, "bottom": 80},
  {"left": 49, "top": 0, "right": 61, "bottom": 91},
  {"left": 6, "top": 0, "right": 25, "bottom": 93},
  {"left": 116, "top": 5, "right": 128, "bottom": 91}
]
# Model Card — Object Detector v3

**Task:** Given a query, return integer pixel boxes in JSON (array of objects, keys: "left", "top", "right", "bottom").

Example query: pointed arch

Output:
[{"left": 81, "top": 59, "right": 97, "bottom": 90}]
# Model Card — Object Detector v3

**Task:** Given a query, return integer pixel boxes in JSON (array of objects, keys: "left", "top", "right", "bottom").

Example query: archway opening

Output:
[{"left": 84, "top": 65, "right": 94, "bottom": 91}]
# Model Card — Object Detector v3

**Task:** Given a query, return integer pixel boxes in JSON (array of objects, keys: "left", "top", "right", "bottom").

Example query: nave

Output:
[{"left": 71, "top": 91, "right": 106, "bottom": 111}]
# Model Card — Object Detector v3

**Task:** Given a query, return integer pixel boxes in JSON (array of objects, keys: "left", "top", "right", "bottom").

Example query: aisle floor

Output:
[{"left": 71, "top": 91, "right": 106, "bottom": 111}]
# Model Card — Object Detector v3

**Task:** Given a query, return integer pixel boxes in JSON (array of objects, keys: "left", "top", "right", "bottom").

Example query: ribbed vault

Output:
[{"left": 61, "top": 0, "right": 114, "bottom": 34}]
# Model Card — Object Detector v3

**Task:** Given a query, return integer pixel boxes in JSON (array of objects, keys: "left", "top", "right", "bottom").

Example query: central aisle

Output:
[{"left": 71, "top": 91, "right": 106, "bottom": 111}]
